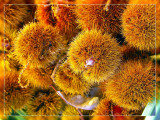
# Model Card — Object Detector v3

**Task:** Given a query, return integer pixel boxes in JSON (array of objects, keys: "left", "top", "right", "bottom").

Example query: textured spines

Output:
[
  {"left": 0, "top": 0, "right": 36, "bottom": 29},
  {"left": 37, "top": 3, "right": 79, "bottom": 43},
  {"left": 75, "top": 3, "right": 126, "bottom": 35},
  {"left": 122, "top": 0, "right": 158, "bottom": 51},
  {"left": 36, "top": 4, "right": 56, "bottom": 26},
  {"left": 14, "top": 22, "right": 66, "bottom": 68},
  {"left": 27, "top": 88, "right": 62, "bottom": 115},
  {"left": 5, "top": 53, "right": 23, "bottom": 72},
  {"left": 0, "top": 18, "right": 18, "bottom": 51},
  {"left": 53, "top": 5, "right": 79, "bottom": 43},
  {"left": 105, "top": 60, "right": 155, "bottom": 110},
  {"left": 119, "top": 44, "right": 150, "bottom": 61},
  {"left": 68, "top": 29, "right": 121, "bottom": 83},
  {"left": 92, "top": 98, "right": 110, "bottom": 115},
  {"left": 92, "top": 98, "right": 112, "bottom": 120},
  {"left": 54, "top": 61, "right": 91, "bottom": 95},
  {"left": 22, "top": 67, "right": 53, "bottom": 88},
  {"left": 3, "top": 5, "right": 28, "bottom": 28},
  {"left": 4, "top": 71, "right": 32, "bottom": 114}
]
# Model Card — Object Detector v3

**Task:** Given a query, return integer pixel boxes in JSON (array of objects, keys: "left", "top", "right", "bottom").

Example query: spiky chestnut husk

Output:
[
  {"left": 21, "top": 67, "right": 53, "bottom": 88},
  {"left": 119, "top": 44, "right": 151, "bottom": 61},
  {"left": 0, "top": 33, "right": 15, "bottom": 51},
  {"left": 0, "top": 18, "right": 18, "bottom": 51},
  {"left": 105, "top": 60, "right": 155, "bottom": 110},
  {"left": 0, "top": 0, "right": 35, "bottom": 29},
  {"left": 27, "top": 88, "right": 62, "bottom": 115},
  {"left": 0, "top": 0, "right": 26, "bottom": 14},
  {"left": 54, "top": 61, "right": 91, "bottom": 95},
  {"left": 92, "top": 98, "right": 110, "bottom": 115},
  {"left": 1, "top": 4, "right": 29, "bottom": 28},
  {"left": 53, "top": 5, "right": 80, "bottom": 43},
  {"left": 75, "top": 2, "right": 126, "bottom": 35},
  {"left": 0, "top": 53, "right": 9, "bottom": 74},
  {"left": 121, "top": 108, "right": 143, "bottom": 115},
  {"left": 68, "top": 30, "right": 121, "bottom": 83},
  {"left": 5, "top": 52, "right": 23, "bottom": 72},
  {"left": 14, "top": 22, "right": 66, "bottom": 68},
  {"left": 36, "top": 4, "right": 56, "bottom": 26},
  {"left": 4, "top": 71, "right": 32, "bottom": 114},
  {"left": 37, "top": 2, "right": 79, "bottom": 43},
  {"left": 122, "top": 0, "right": 160, "bottom": 51},
  {"left": 99, "top": 80, "right": 108, "bottom": 94}
]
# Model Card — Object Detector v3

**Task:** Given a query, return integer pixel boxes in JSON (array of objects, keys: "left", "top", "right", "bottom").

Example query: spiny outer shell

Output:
[
  {"left": 36, "top": 4, "right": 56, "bottom": 26},
  {"left": 0, "top": 0, "right": 26, "bottom": 14},
  {"left": 0, "top": 54, "right": 10, "bottom": 75},
  {"left": 2, "top": 5, "right": 29, "bottom": 28},
  {"left": 68, "top": 29, "right": 121, "bottom": 83},
  {"left": 122, "top": 0, "right": 159, "bottom": 51},
  {"left": 105, "top": 60, "right": 155, "bottom": 110},
  {"left": 4, "top": 71, "right": 32, "bottom": 114},
  {"left": 0, "top": 0, "right": 35, "bottom": 28},
  {"left": 53, "top": 5, "right": 80, "bottom": 43},
  {"left": 27, "top": 88, "right": 62, "bottom": 115},
  {"left": 75, "top": 3, "right": 126, "bottom": 35},
  {"left": 37, "top": 4, "right": 79, "bottom": 43},
  {"left": 5, "top": 53, "right": 23, "bottom": 72},
  {"left": 121, "top": 108, "right": 143, "bottom": 115},
  {"left": 92, "top": 98, "right": 110, "bottom": 115},
  {"left": 119, "top": 45, "right": 149, "bottom": 61},
  {"left": 55, "top": 61, "right": 91, "bottom": 95},
  {"left": 14, "top": 22, "right": 66, "bottom": 68},
  {"left": 22, "top": 67, "right": 53, "bottom": 88},
  {"left": 0, "top": 17, "right": 18, "bottom": 51}
]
